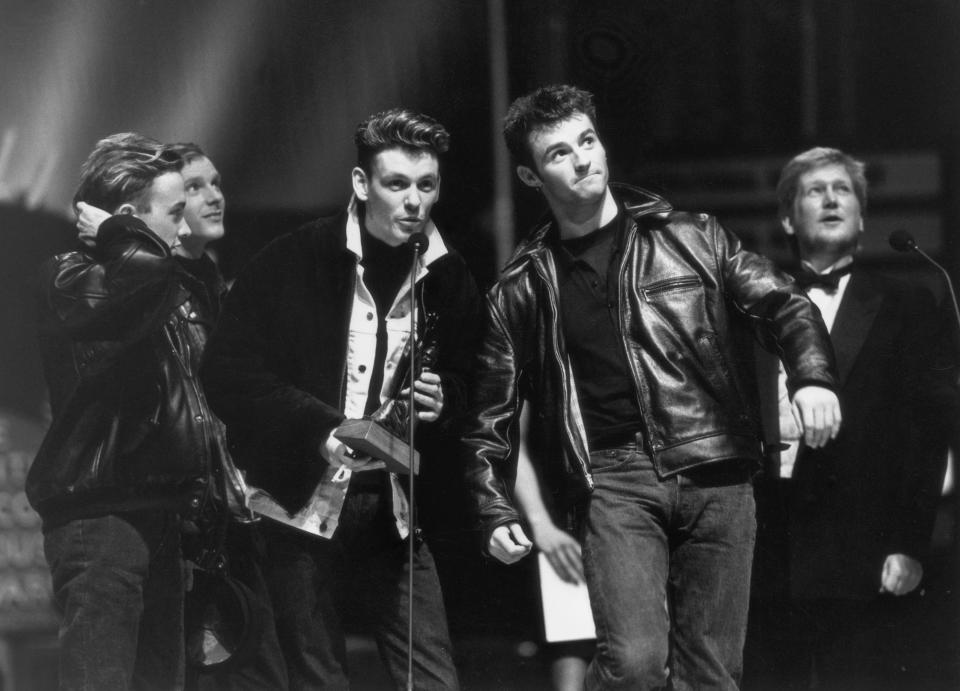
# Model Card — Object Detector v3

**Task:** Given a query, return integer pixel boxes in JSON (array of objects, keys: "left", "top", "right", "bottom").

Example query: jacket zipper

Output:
[
  {"left": 534, "top": 253, "right": 594, "bottom": 491},
  {"left": 164, "top": 319, "right": 210, "bottom": 475},
  {"left": 617, "top": 222, "right": 656, "bottom": 457},
  {"left": 640, "top": 275, "right": 701, "bottom": 299}
]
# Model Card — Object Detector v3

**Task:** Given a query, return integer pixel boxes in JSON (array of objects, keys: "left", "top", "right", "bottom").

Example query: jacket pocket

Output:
[{"left": 640, "top": 275, "right": 702, "bottom": 301}]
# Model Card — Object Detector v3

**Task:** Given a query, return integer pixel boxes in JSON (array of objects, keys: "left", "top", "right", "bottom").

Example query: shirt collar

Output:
[{"left": 345, "top": 195, "right": 448, "bottom": 267}]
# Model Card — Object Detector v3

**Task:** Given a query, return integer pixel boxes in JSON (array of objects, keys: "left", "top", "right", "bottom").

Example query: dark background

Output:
[{"left": 1, "top": 1, "right": 958, "bottom": 688}]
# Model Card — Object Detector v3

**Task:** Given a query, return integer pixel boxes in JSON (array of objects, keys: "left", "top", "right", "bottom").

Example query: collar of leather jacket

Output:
[{"left": 504, "top": 183, "right": 674, "bottom": 272}]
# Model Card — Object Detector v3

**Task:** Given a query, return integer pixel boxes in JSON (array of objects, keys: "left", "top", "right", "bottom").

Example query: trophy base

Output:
[{"left": 334, "top": 419, "right": 420, "bottom": 475}]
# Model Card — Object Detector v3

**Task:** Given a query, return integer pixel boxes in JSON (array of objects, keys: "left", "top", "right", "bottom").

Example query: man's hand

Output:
[
  {"left": 400, "top": 369, "right": 444, "bottom": 422},
  {"left": 530, "top": 520, "right": 584, "bottom": 584},
  {"left": 880, "top": 553, "right": 923, "bottom": 596},
  {"left": 320, "top": 430, "right": 372, "bottom": 474},
  {"left": 75, "top": 201, "right": 112, "bottom": 248},
  {"left": 791, "top": 385, "right": 842, "bottom": 448},
  {"left": 488, "top": 523, "right": 533, "bottom": 565}
]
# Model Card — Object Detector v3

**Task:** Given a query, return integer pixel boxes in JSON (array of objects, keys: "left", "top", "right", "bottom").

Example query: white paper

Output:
[{"left": 538, "top": 551, "right": 597, "bottom": 642}]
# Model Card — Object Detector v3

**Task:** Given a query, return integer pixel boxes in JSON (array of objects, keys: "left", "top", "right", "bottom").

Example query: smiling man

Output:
[
  {"left": 29, "top": 133, "right": 224, "bottom": 690},
  {"left": 201, "top": 108, "right": 478, "bottom": 689},
  {"left": 460, "top": 85, "right": 843, "bottom": 690}
]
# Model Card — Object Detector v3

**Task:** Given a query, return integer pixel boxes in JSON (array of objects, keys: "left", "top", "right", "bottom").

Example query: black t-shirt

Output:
[
  {"left": 360, "top": 225, "right": 410, "bottom": 417},
  {"left": 554, "top": 210, "right": 644, "bottom": 449}
]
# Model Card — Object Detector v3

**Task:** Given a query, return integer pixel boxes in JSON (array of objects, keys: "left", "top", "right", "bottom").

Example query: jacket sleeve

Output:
[
  {"left": 423, "top": 253, "right": 481, "bottom": 429},
  {"left": 39, "top": 215, "right": 182, "bottom": 345},
  {"left": 891, "top": 284, "right": 957, "bottom": 559},
  {"left": 459, "top": 289, "right": 525, "bottom": 545},
  {"left": 200, "top": 237, "right": 344, "bottom": 469},
  {"left": 712, "top": 218, "right": 839, "bottom": 395}
]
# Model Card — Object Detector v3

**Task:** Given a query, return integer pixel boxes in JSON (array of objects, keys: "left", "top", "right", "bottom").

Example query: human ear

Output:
[
  {"left": 116, "top": 203, "right": 136, "bottom": 216},
  {"left": 780, "top": 217, "right": 795, "bottom": 236},
  {"left": 351, "top": 167, "right": 369, "bottom": 201},
  {"left": 516, "top": 165, "right": 542, "bottom": 190}
]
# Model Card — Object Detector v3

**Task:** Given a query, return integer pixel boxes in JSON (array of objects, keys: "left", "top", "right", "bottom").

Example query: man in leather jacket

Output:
[
  {"left": 28, "top": 133, "right": 234, "bottom": 690},
  {"left": 460, "top": 85, "right": 843, "bottom": 690}
]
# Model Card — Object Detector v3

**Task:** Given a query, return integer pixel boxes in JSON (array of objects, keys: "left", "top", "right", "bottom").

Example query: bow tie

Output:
[{"left": 793, "top": 265, "right": 852, "bottom": 291}]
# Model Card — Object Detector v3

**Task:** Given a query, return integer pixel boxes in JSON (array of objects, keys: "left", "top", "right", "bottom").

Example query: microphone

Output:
[
  {"left": 407, "top": 232, "right": 429, "bottom": 255},
  {"left": 889, "top": 228, "right": 917, "bottom": 253}
]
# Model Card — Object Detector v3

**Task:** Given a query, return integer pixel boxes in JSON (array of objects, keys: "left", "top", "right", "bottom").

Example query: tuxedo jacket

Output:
[{"left": 756, "top": 266, "right": 955, "bottom": 601}]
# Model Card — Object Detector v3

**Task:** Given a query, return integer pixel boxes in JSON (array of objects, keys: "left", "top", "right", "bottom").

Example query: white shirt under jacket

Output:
[{"left": 249, "top": 197, "right": 449, "bottom": 539}]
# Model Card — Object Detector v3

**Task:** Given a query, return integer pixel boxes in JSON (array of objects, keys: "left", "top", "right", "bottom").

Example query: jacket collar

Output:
[
  {"left": 344, "top": 195, "right": 448, "bottom": 268},
  {"left": 503, "top": 183, "right": 672, "bottom": 272}
]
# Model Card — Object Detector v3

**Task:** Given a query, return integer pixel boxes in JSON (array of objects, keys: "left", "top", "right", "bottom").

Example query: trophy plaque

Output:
[{"left": 334, "top": 312, "right": 439, "bottom": 475}]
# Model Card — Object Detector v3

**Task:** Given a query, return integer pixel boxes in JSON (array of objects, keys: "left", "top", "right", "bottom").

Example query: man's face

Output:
[
  {"left": 135, "top": 171, "right": 189, "bottom": 252},
  {"left": 181, "top": 156, "right": 224, "bottom": 253},
  {"left": 517, "top": 113, "right": 609, "bottom": 210},
  {"left": 352, "top": 148, "right": 440, "bottom": 247},
  {"left": 783, "top": 163, "right": 863, "bottom": 259}
]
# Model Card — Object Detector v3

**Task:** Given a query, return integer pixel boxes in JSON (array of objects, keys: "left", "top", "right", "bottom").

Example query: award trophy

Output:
[{"left": 333, "top": 311, "right": 439, "bottom": 475}]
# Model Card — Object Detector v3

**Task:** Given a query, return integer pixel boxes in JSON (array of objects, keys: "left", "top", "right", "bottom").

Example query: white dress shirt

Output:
[{"left": 777, "top": 256, "right": 852, "bottom": 478}]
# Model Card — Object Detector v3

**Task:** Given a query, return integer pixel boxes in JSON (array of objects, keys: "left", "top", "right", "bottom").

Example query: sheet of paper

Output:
[{"left": 538, "top": 551, "right": 596, "bottom": 642}]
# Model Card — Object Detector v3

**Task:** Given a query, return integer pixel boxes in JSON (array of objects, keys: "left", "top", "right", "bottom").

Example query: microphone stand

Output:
[
  {"left": 406, "top": 242, "right": 420, "bottom": 691},
  {"left": 910, "top": 243, "right": 960, "bottom": 337},
  {"left": 897, "top": 235, "right": 960, "bottom": 585}
]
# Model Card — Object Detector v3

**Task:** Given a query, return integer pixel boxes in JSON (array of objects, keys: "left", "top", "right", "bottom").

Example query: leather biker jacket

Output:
[
  {"left": 462, "top": 184, "right": 838, "bottom": 536},
  {"left": 28, "top": 215, "right": 244, "bottom": 527}
]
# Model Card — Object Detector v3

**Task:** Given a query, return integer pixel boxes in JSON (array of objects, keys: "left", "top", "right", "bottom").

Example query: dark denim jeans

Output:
[
  {"left": 43, "top": 511, "right": 185, "bottom": 691},
  {"left": 261, "top": 483, "right": 459, "bottom": 691},
  {"left": 583, "top": 448, "right": 756, "bottom": 691}
]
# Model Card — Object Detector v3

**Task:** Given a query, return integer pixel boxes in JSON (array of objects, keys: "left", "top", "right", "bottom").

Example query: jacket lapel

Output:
[{"left": 830, "top": 268, "right": 882, "bottom": 386}]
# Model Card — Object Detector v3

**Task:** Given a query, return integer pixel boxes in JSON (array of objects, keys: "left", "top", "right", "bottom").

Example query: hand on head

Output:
[{"left": 75, "top": 201, "right": 112, "bottom": 248}]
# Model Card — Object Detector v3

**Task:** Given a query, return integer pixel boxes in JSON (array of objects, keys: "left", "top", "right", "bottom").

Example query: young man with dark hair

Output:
[
  {"left": 201, "top": 108, "right": 477, "bottom": 689},
  {"left": 460, "top": 85, "right": 843, "bottom": 689},
  {"left": 30, "top": 133, "right": 246, "bottom": 690}
]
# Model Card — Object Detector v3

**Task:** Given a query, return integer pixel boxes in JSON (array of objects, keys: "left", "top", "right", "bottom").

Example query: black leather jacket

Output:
[
  {"left": 462, "top": 185, "right": 838, "bottom": 536},
  {"left": 28, "top": 216, "right": 242, "bottom": 527}
]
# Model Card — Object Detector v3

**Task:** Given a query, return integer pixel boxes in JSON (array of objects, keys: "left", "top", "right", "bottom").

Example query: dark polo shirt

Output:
[{"left": 553, "top": 209, "right": 644, "bottom": 450}]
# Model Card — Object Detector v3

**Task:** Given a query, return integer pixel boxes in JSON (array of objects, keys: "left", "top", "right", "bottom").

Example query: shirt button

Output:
[
  {"left": 359, "top": 365, "right": 367, "bottom": 373},
  {"left": 366, "top": 312, "right": 374, "bottom": 321},
  {"left": 194, "top": 414, "right": 203, "bottom": 422}
]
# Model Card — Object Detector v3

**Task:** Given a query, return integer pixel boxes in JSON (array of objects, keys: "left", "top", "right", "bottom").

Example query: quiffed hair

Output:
[
  {"left": 73, "top": 132, "right": 181, "bottom": 213},
  {"left": 776, "top": 147, "right": 867, "bottom": 219},
  {"left": 503, "top": 84, "right": 598, "bottom": 169},
  {"left": 354, "top": 108, "right": 450, "bottom": 174},
  {"left": 167, "top": 141, "right": 208, "bottom": 166}
]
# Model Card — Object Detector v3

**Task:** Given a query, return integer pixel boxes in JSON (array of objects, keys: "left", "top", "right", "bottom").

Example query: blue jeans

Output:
[
  {"left": 583, "top": 448, "right": 756, "bottom": 690},
  {"left": 43, "top": 511, "right": 185, "bottom": 691},
  {"left": 261, "top": 483, "right": 459, "bottom": 690}
]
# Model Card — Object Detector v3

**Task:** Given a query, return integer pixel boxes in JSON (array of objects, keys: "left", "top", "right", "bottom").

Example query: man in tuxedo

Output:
[{"left": 748, "top": 147, "right": 957, "bottom": 690}]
